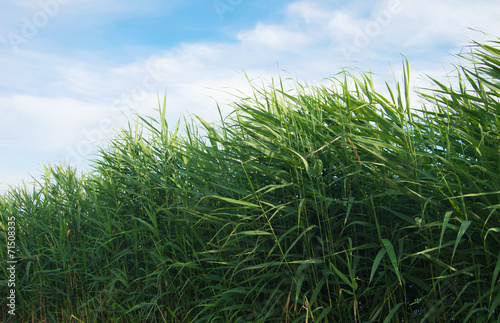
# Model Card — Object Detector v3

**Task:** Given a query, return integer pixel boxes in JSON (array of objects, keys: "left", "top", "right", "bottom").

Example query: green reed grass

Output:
[{"left": 1, "top": 38, "right": 499, "bottom": 322}]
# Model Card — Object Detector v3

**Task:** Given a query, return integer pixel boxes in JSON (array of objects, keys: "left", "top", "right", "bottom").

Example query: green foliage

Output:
[{"left": 1, "top": 38, "right": 500, "bottom": 322}]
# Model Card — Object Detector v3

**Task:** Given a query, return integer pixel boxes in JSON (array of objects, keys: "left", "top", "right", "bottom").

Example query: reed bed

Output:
[{"left": 1, "top": 39, "right": 499, "bottom": 322}]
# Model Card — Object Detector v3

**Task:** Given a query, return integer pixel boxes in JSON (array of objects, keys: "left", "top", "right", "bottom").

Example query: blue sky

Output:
[{"left": 1, "top": 0, "right": 499, "bottom": 193}]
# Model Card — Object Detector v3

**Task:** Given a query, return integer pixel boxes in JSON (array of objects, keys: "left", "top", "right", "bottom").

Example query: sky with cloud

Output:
[{"left": 1, "top": 0, "right": 499, "bottom": 193}]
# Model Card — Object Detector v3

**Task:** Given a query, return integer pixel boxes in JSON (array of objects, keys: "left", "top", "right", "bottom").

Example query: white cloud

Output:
[
  {"left": 237, "top": 23, "right": 311, "bottom": 53},
  {"left": 287, "top": 1, "right": 331, "bottom": 24},
  {"left": 0, "top": 95, "right": 107, "bottom": 150},
  {"left": 395, "top": 0, "right": 500, "bottom": 47},
  {"left": 284, "top": 0, "right": 500, "bottom": 56}
]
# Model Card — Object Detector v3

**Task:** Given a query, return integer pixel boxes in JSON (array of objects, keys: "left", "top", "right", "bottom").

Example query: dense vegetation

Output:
[{"left": 1, "top": 39, "right": 500, "bottom": 322}]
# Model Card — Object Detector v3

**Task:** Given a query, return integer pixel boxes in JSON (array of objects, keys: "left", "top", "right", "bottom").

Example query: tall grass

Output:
[{"left": 1, "top": 38, "right": 499, "bottom": 322}]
